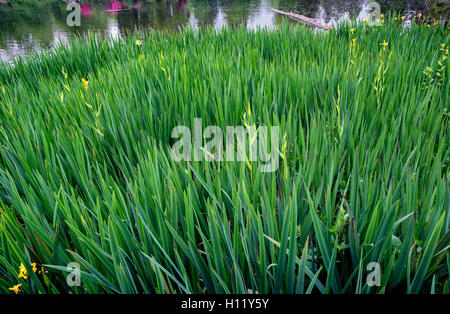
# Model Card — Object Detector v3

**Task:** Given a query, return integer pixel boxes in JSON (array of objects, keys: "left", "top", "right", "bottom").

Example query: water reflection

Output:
[
  {"left": 0, "top": 0, "right": 425, "bottom": 63},
  {"left": 81, "top": 2, "right": 93, "bottom": 17},
  {"left": 107, "top": 0, "right": 126, "bottom": 14}
]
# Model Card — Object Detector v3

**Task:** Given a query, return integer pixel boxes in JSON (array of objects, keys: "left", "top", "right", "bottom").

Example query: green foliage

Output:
[{"left": 0, "top": 20, "right": 449, "bottom": 294}]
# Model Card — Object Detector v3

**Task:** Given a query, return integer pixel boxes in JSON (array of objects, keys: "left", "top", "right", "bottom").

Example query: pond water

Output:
[{"left": 0, "top": 0, "right": 425, "bottom": 63}]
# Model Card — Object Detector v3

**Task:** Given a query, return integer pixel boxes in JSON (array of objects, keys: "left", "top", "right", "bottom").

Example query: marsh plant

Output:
[{"left": 0, "top": 17, "right": 448, "bottom": 294}]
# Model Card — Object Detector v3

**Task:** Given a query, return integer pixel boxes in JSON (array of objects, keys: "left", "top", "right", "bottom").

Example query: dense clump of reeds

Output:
[{"left": 0, "top": 19, "right": 448, "bottom": 294}]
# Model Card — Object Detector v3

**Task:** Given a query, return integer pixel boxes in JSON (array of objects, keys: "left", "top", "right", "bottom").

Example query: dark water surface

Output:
[{"left": 0, "top": 0, "right": 425, "bottom": 63}]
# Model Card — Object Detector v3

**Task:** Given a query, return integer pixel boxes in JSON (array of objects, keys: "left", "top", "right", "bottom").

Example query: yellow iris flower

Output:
[
  {"left": 9, "top": 284, "right": 22, "bottom": 294},
  {"left": 82, "top": 78, "right": 89, "bottom": 91},
  {"left": 18, "top": 272, "right": 27, "bottom": 280},
  {"left": 19, "top": 263, "right": 27, "bottom": 275}
]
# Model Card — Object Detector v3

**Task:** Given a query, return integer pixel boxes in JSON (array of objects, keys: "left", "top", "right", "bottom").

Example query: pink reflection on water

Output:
[
  {"left": 106, "top": 0, "right": 126, "bottom": 15},
  {"left": 80, "top": 2, "right": 93, "bottom": 17}
]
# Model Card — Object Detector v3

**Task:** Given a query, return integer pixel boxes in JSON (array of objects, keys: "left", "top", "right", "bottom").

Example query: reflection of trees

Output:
[
  {"left": 116, "top": 1, "right": 190, "bottom": 32},
  {"left": 0, "top": 2, "right": 108, "bottom": 60},
  {"left": 55, "top": 3, "right": 109, "bottom": 34},
  {"left": 190, "top": 0, "right": 219, "bottom": 27},
  {"left": 0, "top": 3, "right": 66, "bottom": 53},
  {"left": 0, "top": 2, "right": 109, "bottom": 39},
  {"left": 0, "top": 5, "right": 56, "bottom": 44},
  {"left": 219, "top": 0, "right": 259, "bottom": 27}
]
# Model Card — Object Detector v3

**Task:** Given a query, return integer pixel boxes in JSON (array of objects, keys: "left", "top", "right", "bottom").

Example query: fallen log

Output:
[{"left": 271, "top": 8, "right": 332, "bottom": 30}]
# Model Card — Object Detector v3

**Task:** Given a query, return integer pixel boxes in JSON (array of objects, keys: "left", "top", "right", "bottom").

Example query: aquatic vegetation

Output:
[{"left": 0, "top": 20, "right": 448, "bottom": 294}]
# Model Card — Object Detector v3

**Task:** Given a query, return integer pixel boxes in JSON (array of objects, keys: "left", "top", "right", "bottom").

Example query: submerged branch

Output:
[{"left": 271, "top": 8, "right": 332, "bottom": 31}]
